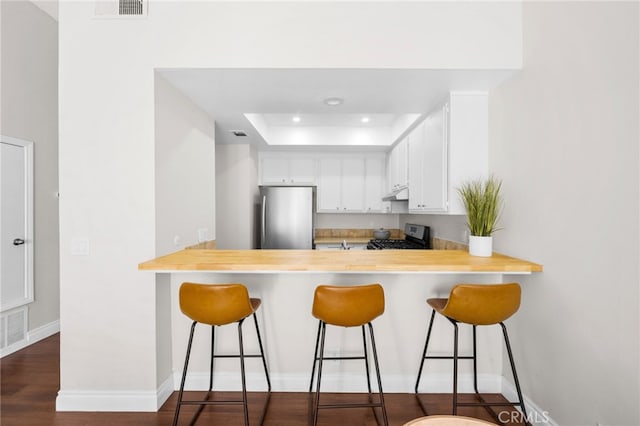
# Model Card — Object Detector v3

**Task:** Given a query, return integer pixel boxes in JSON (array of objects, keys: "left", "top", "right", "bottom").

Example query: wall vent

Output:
[
  {"left": 0, "top": 306, "right": 27, "bottom": 354},
  {"left": 120, "top": 0, "right": 144, "bottom": 15},
  {"left": 95, "top": 0, "right": 147, "bottom": 17}
]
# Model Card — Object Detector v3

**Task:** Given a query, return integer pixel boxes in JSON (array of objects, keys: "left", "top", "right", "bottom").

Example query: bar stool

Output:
[
  {"left": 414, "top": 283, "right": 527, "bottom": 423},
  {"left": 308, "top": 283, "right": 389, "bottom": 426},
  {"left": 174, "top": 282, "right": 271, "bottom": 426}
]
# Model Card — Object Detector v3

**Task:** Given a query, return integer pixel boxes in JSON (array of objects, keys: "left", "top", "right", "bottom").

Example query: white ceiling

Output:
[{"left": 159, "top": 68, "right": 515, "bottom": 150}]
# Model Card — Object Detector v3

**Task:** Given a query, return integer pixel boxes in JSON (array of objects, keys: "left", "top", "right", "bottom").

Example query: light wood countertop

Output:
[{"left": 139, "top": 249, "right": 542, "bottom": 274}]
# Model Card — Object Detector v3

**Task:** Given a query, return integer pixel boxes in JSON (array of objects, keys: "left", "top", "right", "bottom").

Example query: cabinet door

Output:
[
  {"left": 317, "top": 158, "right": 342, "bottom": 212},
  {"left": 289, "top": 158, "right": 316, "bottom": 184},
  {"left": 407, "top": 124, "right": 425, "bottom": 211},
  {"left": 341, "top": 158, "right": 365, "bottom": 212},
  {"left": 387, "top": 138, "right": 408, "bottom": 191},
  {"left": 396, "top": 138, "right": 408, "bottom": 187},
  {"left": 365, "top": 156, "right": 385, "bottom": 212},
  {"left": 261, "top": 157, "right": 289, "bottom": 184},
  {"left": 421, "top": 106, "right": 448, "bottom": 211}
]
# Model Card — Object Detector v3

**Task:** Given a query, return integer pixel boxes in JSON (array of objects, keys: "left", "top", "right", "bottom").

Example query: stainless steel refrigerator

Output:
[{"left": 260, "top": 186, "right": 315, "bottom": 249}]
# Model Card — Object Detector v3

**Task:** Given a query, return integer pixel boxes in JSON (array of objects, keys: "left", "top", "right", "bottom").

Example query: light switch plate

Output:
[{"left": 71, "top": 238, "right": 90, "bottom": 256}]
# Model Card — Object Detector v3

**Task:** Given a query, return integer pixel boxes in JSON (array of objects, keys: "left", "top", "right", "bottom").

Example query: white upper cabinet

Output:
[
  {"left": 259, "top": 152, "right": 386, "bottom": 214},
  {"left": 364, "top": 156, "right": 385, "bottom": 213},
  {"left": 408, "top": 108, "right": 448, "bottom": 212},
  {"left": 386, "top": 138, "right": 408, "bottom": 191},
  {"left": 316, "top": 154, "right": 386, "bottom": 213},
  {"left": 340, "top": 158, "right": 366, "bottom": 211},
  {"left": 317, "top": 157, "right": 365, "bottom": 212},
  {"left": 408, "top": 92, "right": 488, "bottom": 214},
  {"left": 260, "top": 155, "right": 316, "bottom": 185}
]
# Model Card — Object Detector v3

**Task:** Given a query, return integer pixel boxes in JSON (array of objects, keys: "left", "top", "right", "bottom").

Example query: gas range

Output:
[{"left": 366, "top": 224, "right": 431, "bottom": 250}]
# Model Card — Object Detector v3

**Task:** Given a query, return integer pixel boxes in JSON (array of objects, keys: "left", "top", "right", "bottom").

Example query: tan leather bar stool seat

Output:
[
  {"left": 309, "top": 283, "right": 389, "bottom": 426},
  {"left": 414, "top": 283, "right": 527, "bottom": 424},
  {"left": 174, "top": 283, "right": 271, "bottom": 426}
]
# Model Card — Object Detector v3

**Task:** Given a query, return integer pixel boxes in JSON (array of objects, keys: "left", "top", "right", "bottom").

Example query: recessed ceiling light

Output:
[
  {"left": 231, "top": 130, "right": 247, "bottom": 137},
  {"left": 324, "top": 97, "right": 344, "bottom": 106},
  {"left": 361, "top": 116, "right": 370, "bottom": 123},
  {"left": 292, "top": 116, "right": 301, "bottom": 123}
]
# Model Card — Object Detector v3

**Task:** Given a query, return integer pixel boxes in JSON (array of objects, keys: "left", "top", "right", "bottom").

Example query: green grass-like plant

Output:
[{"left": 457, "top": 176, "right": 503, "bottom": 237}]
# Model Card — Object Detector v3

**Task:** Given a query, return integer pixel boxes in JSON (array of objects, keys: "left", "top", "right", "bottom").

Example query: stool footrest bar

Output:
[{"left": 318, "top": 402, "right": 385, "bottom": 409}]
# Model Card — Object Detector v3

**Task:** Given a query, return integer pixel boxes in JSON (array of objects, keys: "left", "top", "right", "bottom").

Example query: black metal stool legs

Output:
[
  {"left": 173, "top": 321, "right": 197, "bottom": 426},
  {"left": 367, "top": 322, "right": 389, "bottom": 426},
  {"left": 309, "top": 320, "right": 388, "bottom": 426},
  {"left": 308, "top": 321, "right": 322, "bottom": 393},
  {"left": 173, "top": 316, "right": 271, "bottom": 426},
  {"left": 414, "top": 313, "right": 528, "bottom": 424},
  {"left": 501, "top": 322, "right": 527, "bottom": 421},
  {"left": 253, "top": 313, "right": 272, "bottom": 393},
  {"left": 312, "top": 321, "right": 327, "bottom": 426}
]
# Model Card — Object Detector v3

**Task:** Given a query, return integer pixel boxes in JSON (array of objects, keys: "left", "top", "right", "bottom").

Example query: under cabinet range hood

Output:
[{"left": 382, "top": 185, "right": 409, "bottom": 201}]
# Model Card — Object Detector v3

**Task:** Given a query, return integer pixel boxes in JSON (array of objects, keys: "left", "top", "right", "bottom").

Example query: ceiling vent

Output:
[
  {"left": 231, "top": 130, "right": 248, "bottom": 137},
  {"left": 95, "top": 0, "right": 147, "bottom": 17}
]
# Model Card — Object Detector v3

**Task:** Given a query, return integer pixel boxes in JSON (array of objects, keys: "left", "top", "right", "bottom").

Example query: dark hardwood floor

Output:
[{"left": 1, "top": 334, "right": 525, "bottom": 425}]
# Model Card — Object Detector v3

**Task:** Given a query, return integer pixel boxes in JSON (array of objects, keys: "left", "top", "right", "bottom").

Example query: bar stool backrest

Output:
[
  {"left": 440, "top": 283, "right": 521, "bottom": 325},
  {"left": 179, "top": 282, "right": 254, "bottom": 326},
  {"left": 312, "top": 283, "right": 384, "bottom": 327}
]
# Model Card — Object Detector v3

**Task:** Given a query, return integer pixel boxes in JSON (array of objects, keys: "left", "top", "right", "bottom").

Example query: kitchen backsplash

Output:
[{"left": 315, "top": 228, "right": 404, "bottom": 239}]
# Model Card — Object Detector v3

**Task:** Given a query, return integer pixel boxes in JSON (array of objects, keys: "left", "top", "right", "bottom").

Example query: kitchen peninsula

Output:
[
  {"left": 139, "top": 248, "right": 542, "bottom": 273},
  {"left": 139, "top": 247, "right": 541, "bottom": 399}
]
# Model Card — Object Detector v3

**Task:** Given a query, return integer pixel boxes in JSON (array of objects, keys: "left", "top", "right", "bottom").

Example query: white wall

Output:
[
  {"left": 490, "top": 3, "right": 639, "bottom": 425},
  {"left": 57, "top": 0, "right": 522, "bottom": 411},
  {"left": 153, "top": 73, "right": 215, "bottom": 399},
  {"left": 0, "top": 1, "right": 59, "bottom": 333},
  {"left": 155, "top": 74, "right": 216, "bottom": 256},
  {"left": 215, "top": 144, "right": 259, "bottom": 249}
]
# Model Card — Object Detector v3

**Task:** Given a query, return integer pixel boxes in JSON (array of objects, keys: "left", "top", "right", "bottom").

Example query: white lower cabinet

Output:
[{"left": 315, "top": 243, "right": 368, "bottom": 250}]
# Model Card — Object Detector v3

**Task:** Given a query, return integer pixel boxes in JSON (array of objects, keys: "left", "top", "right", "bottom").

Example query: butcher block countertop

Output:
[{"left": 139, "top": 249, "right": 543, "bottom": 274}]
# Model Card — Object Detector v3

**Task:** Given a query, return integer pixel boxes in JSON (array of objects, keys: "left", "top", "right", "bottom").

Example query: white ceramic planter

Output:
[{"left": 468, "top": 235, "right": 493, "bottom": 257}]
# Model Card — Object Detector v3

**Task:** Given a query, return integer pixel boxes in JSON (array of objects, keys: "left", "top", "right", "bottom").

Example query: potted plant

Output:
[{"left": 457, "top": 176, "right": 503, "bottom": 257}]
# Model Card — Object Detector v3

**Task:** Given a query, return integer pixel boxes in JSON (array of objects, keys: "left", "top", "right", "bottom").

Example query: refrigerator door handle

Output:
[{"left": 261, "top": 195, "right": 266, "bottom": 247}]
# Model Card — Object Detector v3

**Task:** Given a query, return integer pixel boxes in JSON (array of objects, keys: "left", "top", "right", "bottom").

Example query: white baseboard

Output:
[
  {"left": 54, "top": 371, "right": 553, "bottom": 417},
  {"left": 156, "top": 376, "right": 174, "bottom": 409},
  {"left": 57, "top": 389, "right": 163, "bottom": 412},
  {"left": 0, "top": 319, "right": 60, "bottom": 358},
  {"left": 501, "top": 377, "right": 557, "bottom": 426},
  {"left": 57, "top": 375, "right": 174, "bottom": 412}
]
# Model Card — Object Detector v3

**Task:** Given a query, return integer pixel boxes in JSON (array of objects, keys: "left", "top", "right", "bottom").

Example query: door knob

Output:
[{"left": 13, "top": 238, "right": 25, "bottom": 246}]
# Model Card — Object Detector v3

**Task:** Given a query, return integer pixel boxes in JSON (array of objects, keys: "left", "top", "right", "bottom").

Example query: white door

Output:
[{"left": 0, "top": 136, "right": 34, "bottom": 312}]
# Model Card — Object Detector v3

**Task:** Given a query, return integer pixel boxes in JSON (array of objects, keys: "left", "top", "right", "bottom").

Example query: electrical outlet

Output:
[{"left": 197, "top": 228, "right": 208, "bottom": 242}]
